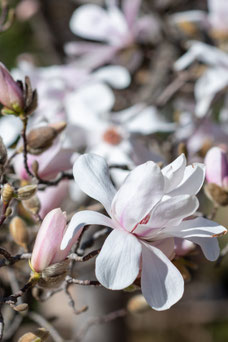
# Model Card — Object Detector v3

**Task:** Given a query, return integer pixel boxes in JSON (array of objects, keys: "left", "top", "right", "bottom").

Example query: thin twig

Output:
[
  {"left": 77, "top": 308, "right": 127, "bottom": 341},
  {"left": 68, "top": 249, "right": 100, "bottom": 262},
  {"left": 29, "top": 311, "right": 65, "bottom": 342},
  {"left": 63, "top": 282, "right": 88, "bottom": 315},
  {"left": 65, "top": 276, "right": 101, "bottom": 287},
  {"left": 0, "top": 249, "right": 31, "bottom": 267},
  {"left": 21, "top": 117, "right": 34, "bottom": 178}
]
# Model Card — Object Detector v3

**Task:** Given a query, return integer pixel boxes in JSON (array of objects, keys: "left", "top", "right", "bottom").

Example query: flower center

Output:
[
  {"left": 131, "top": 214, "right": 150, "bottom": 233},
  {"left": 102, "top": 127, "right": 122, "bottom": 145}
]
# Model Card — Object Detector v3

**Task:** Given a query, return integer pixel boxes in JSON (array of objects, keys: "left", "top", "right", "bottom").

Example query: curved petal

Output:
[
  {"left": 205, "top": 146, "right": 228, "bottom": 186},
  {"left": 123, "top": 0, "right": 141, "bottom": 29},
  {"left": 163, "top": 217, "right": 227, "bottom": 239},
  {"left": 73, "top": 154, "right": 116, "bottom": 215},
  {"left": 61, "top": 210, "right": 116, "bottom": 250},
  {"left": 162, "top": 154, "right": 186, "bottom": 193},
  {"left": 95, "top": 229, "right": 142, "bottom": 289},
  {"left": 111, "top": 161, "right": 164, "bottom": 231},
  {"left": 168, "top": 163, "right": 205, "bottom": 196},
  {"left": 141, "top": 243, "right": 184, "bottom": 311},
  {"left": 188, "top": 236, "right": 220, "bottom": 261},
  {"left": 148, "top": 195, "right": 199, "bottom": 229},
  {"left": 70, "top": 5, "right": 112, "bottom": 42}
]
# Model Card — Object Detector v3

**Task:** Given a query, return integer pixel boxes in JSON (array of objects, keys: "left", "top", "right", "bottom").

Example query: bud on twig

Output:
[
  {"left": 127, "top": 294, "right": 149, "bottom": 313},
  {"left": 18, "top": 328, "right": 49, "bottom": 342},
  {"left": 13, "top": 303, "right": 28, "bottom": 312},
  {"left": 26, "top": 122, "right": 67, "bottom": 155},
  {"left": 9, "top": 216, "right": 29, "bottom": 250},
  {"left": 0, "top": 63, "right": 24, "bottom": 115},
  {"left": 38, "top": 259, "right": 70, "bottom": 289},
  {"left": 1, "top": 183, "right": 14, "bottom": 203},
  {"left": 22, "top": 195, "right": 41, "bottom": 215},
  {"left": 204, "top": 183, "right": 228, "bottom": 207},
  {"left": 17, "top": 184, "right": 37, "bottom": 200}
]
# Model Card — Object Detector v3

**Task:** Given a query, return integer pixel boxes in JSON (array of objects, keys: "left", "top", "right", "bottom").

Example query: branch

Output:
[
  {"left": 65, "top": 276, "right": 100, "bottom": 287},
  {"left": 0, "top": 249, "right": 31, "bottom": 267}
]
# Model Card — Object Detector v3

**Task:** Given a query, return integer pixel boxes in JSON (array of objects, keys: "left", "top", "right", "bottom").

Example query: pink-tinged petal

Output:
[
  {"left": 111, "top": 161, "right": 164, "bottom": 231},
  {"left": 205, "top": 147, "right": 228, "bottom": 186},
  {"left": 73, "top": 154, "right": 116, "bottom": 216},
  {"left": 148, "top": 195, "right": 199, "bottom": 229},
  {"left": 174, "top": 238, "right": 195, "bottom": 256},
  {"left": 162, "top": 154, "right": 186, "bottom": 193},
  {"left": 37, "top": 181, "right": 68, "bottom": 219},
  {"left": 122, "top": 0, "right": 141, "bottom": 29},
  {"left": 162, "top": 217, "right": 227, "bottom": 240},
  {"left": 208, "top": 0, "right": 228, "bottom": 34},
  {"left": 168, "top": 163, "right": 205, "bottom": 196},
  {"left": 31, "top": 208, "right": 67, "bottom": 272},
  {"left": 95, "top": 229, "right": 142, "bottom": 289},
  {"left": 141, "top": 243, "right": 184, "bottom": 311},
  {"left": 188, "top": 236, "right": 220, "bottom": 261},
  {"left": 0, "top": 63, "right": 24, "bottom": 111},
  {"left": 61, "top": 210, "right": 116, "bottom": 251}
]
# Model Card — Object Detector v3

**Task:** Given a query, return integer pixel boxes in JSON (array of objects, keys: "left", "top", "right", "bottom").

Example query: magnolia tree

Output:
[{"left": 0, "top": 0, "right": 228, "bottom": 341}]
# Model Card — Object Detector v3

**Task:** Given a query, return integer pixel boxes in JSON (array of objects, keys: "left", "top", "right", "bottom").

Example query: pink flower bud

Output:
[
  {"left": 0, "top": 63, "right": 24, "bottom": 112},
  {"left": 31, "top": 208, "right": 77, "bottom": 273},
  {"left": 205, "top": 146, "right": 228, "bottom": 187}
]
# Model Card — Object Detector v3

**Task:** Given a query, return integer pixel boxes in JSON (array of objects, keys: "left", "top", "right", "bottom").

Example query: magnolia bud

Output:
[
  {"left": 2, "top": 183, "right": 14, "bottom": 203},
  {"left": 18, "top": 328, "right": 49, "bottom": 342},
  {"left": 0, "top": 63, "right": 24, "bottom": 114},
  {"left": 205, "top": 147, "right": 228, "bottom": 187},
  {"left": 13, "top": 303, "right": 28, "bottom": 312},
  {"left": 9, "top": 216, "right": 29, "bottom": 250},
  {"left": 17, "top": 185, "right": 37, "bottom": 201},
  {"left": 22, "top": 195, "right": 41, "bottom": 215},
  {"left": 26, "top": 122, "right": 67, "bottom": 155},
  {"left": 204, "top": 183, "right": 228, "bottom": 207},
  {"left": 38, "top": 259, "right": 70, "bottom": 289}
]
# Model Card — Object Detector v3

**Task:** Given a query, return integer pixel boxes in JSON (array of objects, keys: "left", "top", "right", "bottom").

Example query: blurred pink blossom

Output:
[{"left": 205, "top": 146, "right": 228, "bottom": 188}]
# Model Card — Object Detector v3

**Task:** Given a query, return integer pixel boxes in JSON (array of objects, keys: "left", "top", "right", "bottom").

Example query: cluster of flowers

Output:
[{"left": 0, "top": 0, "right": 228, "bottom": 320}]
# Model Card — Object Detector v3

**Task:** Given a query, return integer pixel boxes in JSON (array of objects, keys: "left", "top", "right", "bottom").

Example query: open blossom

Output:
[
  {"left": 0, "top": 63, "right": 24, "bottom": 113},
  {"left": 31, "top": 208, "right": 78, "bottom": 273},
  {"left": 61, "top": 153, "right": 226, "bottom": 311},
  {"left": 65, "top": 0, "right": 160, "bottom": 70}
]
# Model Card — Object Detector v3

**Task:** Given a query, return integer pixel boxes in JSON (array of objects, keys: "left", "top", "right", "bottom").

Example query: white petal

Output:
[
  {"left": 125, "top": 106, "right": 176, "bottom": 135},
  {"left": 141, "top": 243, "right": 184, "bottom": 311},
  {"left": 165, "top": 217, "right": 227, "bottom": 239},
  {"left": 73, "top": 154, "right": 116, "bottom": 215},
  {"left": 111, "top": 161, "right": 164, "bottom": 231},
  {"left": 147, "top": 195, "right": 199, "bottom": 229},
  {"left": 0, "top": 116, "right": 22, "bottom": 147},
  {"left": 189, "top": 236, "right": 220, "bottom": 261},
  {"left": 162, "top": 154, "right": 186, "bottom": 193},
  {"left": 92, "top": 65, "right": 131, "bottom": 89},
  {"left": 70, "top": 5, "right": 112, "bottom": 42},
  {"left": 168, "top": 163, "right": 205, "bottom": 196},
  {"left": 95, "top": 229, "right": 142, "bottom": 289},
  {"left": 61, "top": 210, "right": 115, "bottom": 250}
]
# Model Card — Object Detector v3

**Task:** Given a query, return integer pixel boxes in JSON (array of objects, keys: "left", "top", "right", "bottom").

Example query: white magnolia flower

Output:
[
  {"left": 65, "top": 0, "right": 161, "bottom": 70},
  {"left": 61, "top": 153, "right": 226, "bottom": 311},
  {"left": 175, "top": 41, "right": 228, "bottom": 118}
]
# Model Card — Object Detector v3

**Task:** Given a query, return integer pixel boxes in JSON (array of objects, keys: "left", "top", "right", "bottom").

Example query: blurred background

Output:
[{"left": 1, "top": 1, "right": 228, "bottom": 341}]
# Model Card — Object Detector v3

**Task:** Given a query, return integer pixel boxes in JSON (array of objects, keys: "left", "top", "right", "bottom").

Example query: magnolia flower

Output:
[
  {"left": 65, "top": 0, "right": 160, "bottom": 70},
  {"left": 31, "top": 208, "right": 78, "bottom": 273},
  {"left": 0, "top": 62, "right": 24, "bottom": 113},
  {"left": 61, "top": 153, "right": 226, "bottom": 311}
]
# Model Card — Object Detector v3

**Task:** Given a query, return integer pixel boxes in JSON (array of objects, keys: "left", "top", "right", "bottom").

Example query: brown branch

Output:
[
  {"left": 65, "top": 276, "right": 101, "bottom": 287},
  {"left": 77, "top": 308, "right": 127, "bottom": 341},
  {"left": 68, "top": 249, "right": 100, "bottom": 262},
  {"left": 2, "top": 277, "right": 37, "bottom": 306},
  {"left": 21, "top": 117, "right": 34, "bottom": 178},
  {"left": 0, "top": 249, "right": 31, "bottom": 267},
  {"left": 63, "top": 282, "right": 88, "bottom": 315}
]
